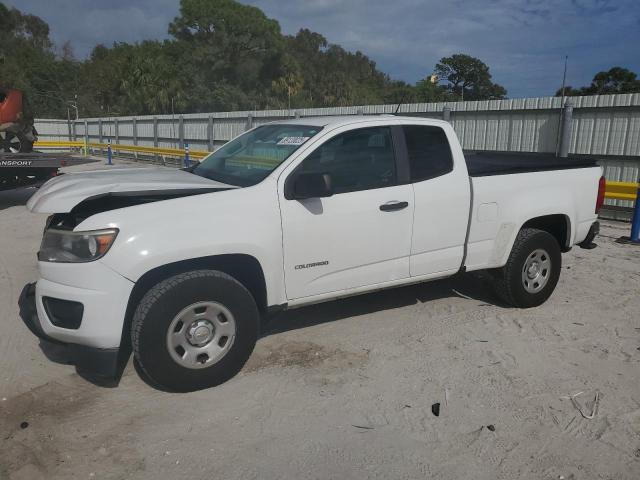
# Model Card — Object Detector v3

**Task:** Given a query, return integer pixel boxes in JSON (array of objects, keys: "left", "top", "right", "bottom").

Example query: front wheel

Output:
[
  {"left": 131, "top": 270, "right": 259, "bottom": 392},
  {"left": 492, "top": 228, "right": 562, "bottom": 308}
]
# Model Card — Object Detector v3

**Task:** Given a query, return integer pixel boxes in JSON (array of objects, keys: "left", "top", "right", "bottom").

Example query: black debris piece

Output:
[{"left": 351, "top": 425, "right": 374, "bottom": 430}]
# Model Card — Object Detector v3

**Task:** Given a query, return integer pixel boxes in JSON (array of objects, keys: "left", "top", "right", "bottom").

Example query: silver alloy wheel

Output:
[
  {"left": 166, "top": 301, "right": 236, "bottom": 369},
  {"left": 521, "top": 248, "right": 551, "bottom": 294},
  {"left": 0, "top": 131, "right": 21, "bottom": 153}
]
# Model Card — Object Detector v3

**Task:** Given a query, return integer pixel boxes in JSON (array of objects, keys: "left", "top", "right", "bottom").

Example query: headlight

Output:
[{"left": 38, "top": 228, "right": 119, "bottom": 263}]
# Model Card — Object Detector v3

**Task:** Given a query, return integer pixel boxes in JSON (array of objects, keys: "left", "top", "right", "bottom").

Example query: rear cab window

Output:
[{"left": 403, "top": 125, "right": 453, "bottom": 182}]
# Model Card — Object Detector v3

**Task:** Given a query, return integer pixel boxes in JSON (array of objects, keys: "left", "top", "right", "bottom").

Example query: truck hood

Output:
[{"left": 26, "top": 167, "right": 236, "bottom": 213}]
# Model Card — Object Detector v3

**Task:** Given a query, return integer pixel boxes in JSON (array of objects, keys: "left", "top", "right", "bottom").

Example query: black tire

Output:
[
  {"left": 131, "top": 270, "right": 259, "bottom": 392},
  {"left": 492, "top": 228, "right": 562, "bottom": 308},
  {"left": 0, "top": 131, "right": 21, "bottom": 152}
]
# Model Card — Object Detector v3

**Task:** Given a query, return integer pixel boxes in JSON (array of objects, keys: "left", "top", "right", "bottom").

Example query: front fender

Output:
[{"left": 78, "top": 179, "right": 286, "bottom": 306}]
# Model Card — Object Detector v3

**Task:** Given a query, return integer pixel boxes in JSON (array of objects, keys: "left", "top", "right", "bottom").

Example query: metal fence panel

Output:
[{"left": 34, "top": 94, "right": 640, "bottom": 189}]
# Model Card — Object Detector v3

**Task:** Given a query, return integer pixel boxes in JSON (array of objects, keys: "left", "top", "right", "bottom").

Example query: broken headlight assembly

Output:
[{"left": 38, "top": 228, "right": 119, "bottom": 263}]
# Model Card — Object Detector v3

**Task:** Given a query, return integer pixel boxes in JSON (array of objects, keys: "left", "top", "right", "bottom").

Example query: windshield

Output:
[{"left": 192, "top": 124, "right": 323, "bottom": 187}]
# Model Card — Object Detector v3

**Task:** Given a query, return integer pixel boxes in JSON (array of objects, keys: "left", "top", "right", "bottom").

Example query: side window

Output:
[
  {"left": 403, "top": 125, "right": 453, "bottom": 182},
  {"left": 297, "top": 127, "right": 396, "bottom": 194}
]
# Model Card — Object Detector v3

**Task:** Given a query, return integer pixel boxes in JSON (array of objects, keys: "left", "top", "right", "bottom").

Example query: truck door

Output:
[
  {"left": 401, "top": 124, "right": 471, "bottom": 277},
  {"left": 278, "top": 125, "right": 413, "bottom": 300}
]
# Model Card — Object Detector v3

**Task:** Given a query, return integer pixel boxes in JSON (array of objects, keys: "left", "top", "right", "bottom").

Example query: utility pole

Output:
[
  {"left": 66, "top": 106, "right": 72, "bottom": 142},
  {"left": 560, "top": 55, "right": 568, "bottom": 106},
  {"left": 555, "top": 55, "right": 569, "bottom": 156},
  {"left": 171, "top": 97, "right": 176, "bottom": 149},
  {"left": 66, "top": 97, "right": 79, "bottom": 120}
]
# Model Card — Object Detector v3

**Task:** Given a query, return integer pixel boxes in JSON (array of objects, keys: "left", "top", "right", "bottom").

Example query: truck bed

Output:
[
  {"left": 465, "top": 161, "right": 602, "bottom": 271},
  {"left": 464, "top": 151, "right": 598, "bottom": 177}
]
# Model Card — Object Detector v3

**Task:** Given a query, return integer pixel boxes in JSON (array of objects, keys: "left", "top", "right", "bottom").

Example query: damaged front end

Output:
[
  {"left": 44, "top": 188, "right": 225, "bottom": 231},
  {"left": 26, "top": 165, "right": 237, "bottom": 214}
]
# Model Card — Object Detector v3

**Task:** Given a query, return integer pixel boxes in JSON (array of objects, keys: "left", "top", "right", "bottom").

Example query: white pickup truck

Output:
[{"left": 19, "top": 116, "right": 604, "bottom": 391}]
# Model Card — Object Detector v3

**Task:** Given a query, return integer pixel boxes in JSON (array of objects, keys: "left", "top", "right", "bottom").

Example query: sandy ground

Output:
[{"left": 1, "top": 158, "right": 639, "bottom": 480}]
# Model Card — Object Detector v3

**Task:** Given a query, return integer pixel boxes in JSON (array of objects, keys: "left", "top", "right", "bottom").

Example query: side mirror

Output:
[{"left": 291, "top": 172, "right": 333, "bottom": 200}]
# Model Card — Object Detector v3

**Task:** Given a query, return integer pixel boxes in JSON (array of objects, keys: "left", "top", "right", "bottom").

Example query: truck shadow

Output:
[
  {"left": 37, "top": 340, "right": 123, "bottom": 388},
  {"left": 261, "top": 272, "right": 508, "bottom": 338},
  {"left": 0, "top": 187, "right": 36, "bottom": 210},
  {"left": 36, "top": 272, "right": 508, "bottom": 392},
  {"left": 128, "top": 272, "right": 508, "bottom": 393}
]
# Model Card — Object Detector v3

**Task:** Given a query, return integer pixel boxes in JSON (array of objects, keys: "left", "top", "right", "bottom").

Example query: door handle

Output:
[{"left": 379, "top": 201, "right": 409, "bottom": 212}]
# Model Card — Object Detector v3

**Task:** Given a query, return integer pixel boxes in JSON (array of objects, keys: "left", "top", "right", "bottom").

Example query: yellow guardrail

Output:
[
  {"left": 31, "top": 141, "right": 640, "bottom": 202},
  {"left": 90, "top": 143, "right": 210, "bottom": 159},
  {"left": 34, "top": 140, "right": 210, "bottom": 160},
  {"left": 34, "top": 140, "right": 85, "bottom": 148},
  {"left": 605, "top": 181, "right": 638, "bottom": 202}
]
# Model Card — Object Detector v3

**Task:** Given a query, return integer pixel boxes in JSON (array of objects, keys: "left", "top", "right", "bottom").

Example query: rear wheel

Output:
[
  {"left": 131, "top": 270, "right": 259, "bottom": 392},
  {"left": 492, "top": 228, "right": 561, "bottom": 308}
]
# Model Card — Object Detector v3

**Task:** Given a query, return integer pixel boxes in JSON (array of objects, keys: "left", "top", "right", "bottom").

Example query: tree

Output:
[
  {"left": 590, "top": 67, "right": 638, "bottom": 93},
  {"left": 414, "top": 77, "right": 448, "bottom": 102},
  {"left": 119, "top": 41, "right": 186, "bottom": 114},
  {"left": 283, "top": 29, "right": 394, "bottom": 107},
  {"left": 2, "top": 1, "right": 520, "bottom": 117},
  {"left": 435, "top": 54, "right": 507, "bottom": 101},
  {"left": 61, "top": 41, "right": 75, "bottom": 61},
  {"left": 554, "top": 85, "right": 582, "bottom": 97},
  {"left": 271, "top": 55, "right": 304, "bottom": 109},
  {"left": 383, "top": 80, "right": 418, "bottom": 105},
  {"left": 169, "top": 0, "right": 283, "bottom": 87},
  {"left": 0, "top": 2, "right": 76, "bottom": 118},
  {"left": 555, "top": 67, "right": 640, "bottom": 97}
]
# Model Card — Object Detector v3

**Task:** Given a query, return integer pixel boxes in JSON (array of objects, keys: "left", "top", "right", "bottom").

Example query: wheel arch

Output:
[
  {"left": 520, "top": 214, "right": 572, "bottom": 252},
  {"left": 118, "top": 254, "right": 268, "bottom": 357}
]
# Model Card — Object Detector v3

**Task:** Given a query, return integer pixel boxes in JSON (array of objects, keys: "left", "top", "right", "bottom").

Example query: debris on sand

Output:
[{"left": 562, "top": 391, "right": 600, "bottom": 419}]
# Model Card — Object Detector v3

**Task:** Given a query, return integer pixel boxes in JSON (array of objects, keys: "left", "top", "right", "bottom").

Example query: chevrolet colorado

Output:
[{"left": 19, "top": 116, "right": 603, "bottom": 391}]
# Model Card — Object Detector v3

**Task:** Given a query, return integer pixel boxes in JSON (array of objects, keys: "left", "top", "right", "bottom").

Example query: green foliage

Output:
[
  {"left": 415, "top": 78, "right": 448, "bottom": 103},
  {"left": 0, "top": 2, "right": 69, "bottom": 119},
  {"left": 556, "top": 67, "right": 640, "bottom": 96},
  {"left": 435, "top": 54, "right": 507, "bottom": 101},
  {"left": 1, "top": 0, "right": 514, "bottom": 118}
]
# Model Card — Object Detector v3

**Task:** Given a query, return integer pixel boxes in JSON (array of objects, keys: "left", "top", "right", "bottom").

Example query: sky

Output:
[{"left": 7, "top": 0, "right": 640, "bottom": 98}]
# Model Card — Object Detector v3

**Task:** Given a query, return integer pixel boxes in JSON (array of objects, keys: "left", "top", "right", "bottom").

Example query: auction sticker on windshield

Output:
[{"left": 277, "top": 136, "right": 310, "bottom": 146}]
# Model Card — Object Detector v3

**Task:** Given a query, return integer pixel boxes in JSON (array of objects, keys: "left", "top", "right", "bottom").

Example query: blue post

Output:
[
  {"left": 107, "top": 140, "right": 113, "bottom": 166},
  {"left": 184, "top": 143, "right": 190, "bottom": 168},
  {"left": 631, "top": 181, "right": 640, "bottom": 243}
]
